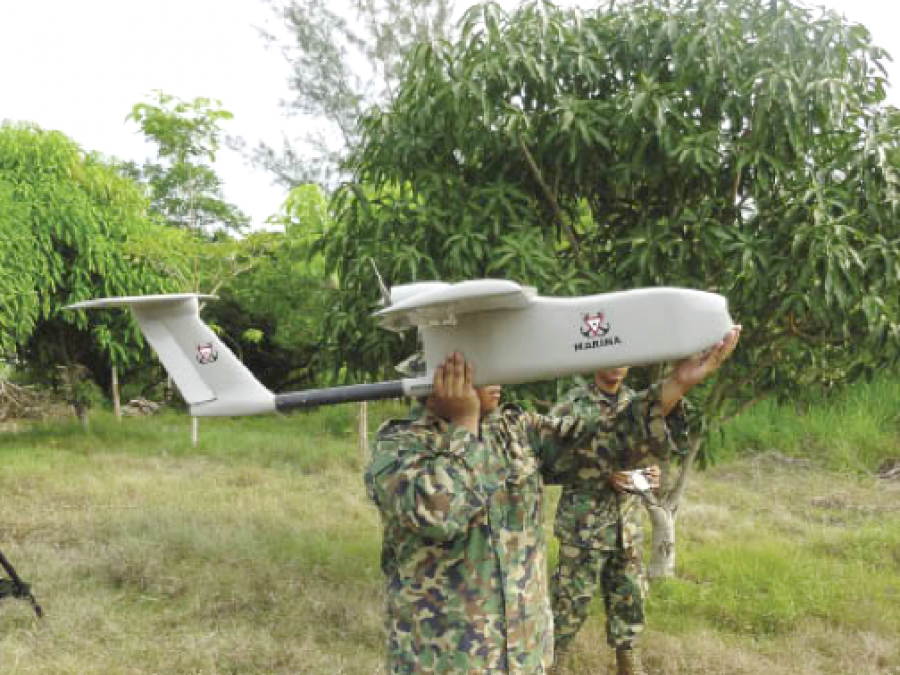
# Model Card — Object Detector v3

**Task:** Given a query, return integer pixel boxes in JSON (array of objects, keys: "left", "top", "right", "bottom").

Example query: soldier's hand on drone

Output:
[
  {"left": 429, "top": 352, "right": 481, "bottom": 434},
  {"left": 671, "top": 325, "right": 742, "bottom": 389}
]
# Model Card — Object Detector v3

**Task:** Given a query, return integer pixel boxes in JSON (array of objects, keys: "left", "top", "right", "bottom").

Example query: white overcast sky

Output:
[{"left": 1, "top": 0, "right": 898, "bottom": 229}]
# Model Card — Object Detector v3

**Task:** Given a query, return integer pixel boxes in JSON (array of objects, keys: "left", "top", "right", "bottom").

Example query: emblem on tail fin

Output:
[{"left": 196, "top": 343, "right": 219, "bottom": 365}]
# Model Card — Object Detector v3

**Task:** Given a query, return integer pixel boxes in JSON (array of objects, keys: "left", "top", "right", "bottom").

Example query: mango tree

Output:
[{"left": 321, "top": 0, "right": 900, "bottom": 576}]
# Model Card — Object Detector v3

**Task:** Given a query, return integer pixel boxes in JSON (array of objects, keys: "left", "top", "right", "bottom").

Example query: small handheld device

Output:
[{"left": 624, "top": 468, "right": 653, "bottom": 494}]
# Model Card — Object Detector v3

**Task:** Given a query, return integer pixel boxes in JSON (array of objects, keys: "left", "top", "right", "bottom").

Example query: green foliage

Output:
[
  {"left": 203, "top": 185, "right": 338, "bottom": 389},
  {"left": 0, "top": 123, "right": 183, "bottom": 405},
  {"left": 126, "top": 91, "right": 249, "bottom": 233},
  {"left": 126, "top": 90, "right": 292, "bottom": 364},
  {"left": 127, "top": 223, "right": 273, "bottom": 297},
  {"left": 322, "top": 0, "right": 900, "bottom": 413},
  {"left": 0, "top": 181, "right": 38, "bottom": 352}
]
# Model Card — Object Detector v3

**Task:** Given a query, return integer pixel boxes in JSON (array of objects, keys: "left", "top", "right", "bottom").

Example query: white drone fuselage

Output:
[
  {"left": 410, "top": 286, "right": 730, "bottom": 394},
  {"left": 67, "top": 280, "right": 734, "bottom": 416}
]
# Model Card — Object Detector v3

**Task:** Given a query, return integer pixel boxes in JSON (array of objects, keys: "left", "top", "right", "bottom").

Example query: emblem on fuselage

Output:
[
  {"left": 580, "top": 312, "right": 610, "bottom": 338},
  {"left": 574, "top": 311, "right": 622, "bottom": 352}
]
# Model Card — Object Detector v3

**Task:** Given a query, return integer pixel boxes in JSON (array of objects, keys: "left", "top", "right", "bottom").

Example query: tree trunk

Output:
[
  {"left": 59, "top": 344, "right": 91, "bottom": 431},
  {"left": 645, "top": 436, "right": 703, "bottom": 579},
  {"left": 75, "top": 400, "right": 90, "bottom": 431},
  {"left": 646, "top": 504, "right": 677, "bottom": 578},
  {"left": 111, "top": 366, "right": 122, "bottom": 421}
]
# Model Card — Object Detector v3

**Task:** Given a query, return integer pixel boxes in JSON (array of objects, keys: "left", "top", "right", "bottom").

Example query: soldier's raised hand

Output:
[
  {"left": 661, "top": 325, "right": 741, "bottom": 414},
  {"left": 429, "top": 352, "right": 481, "bottom": 434},
  {"left": 671, "top": 325, "right": 741, "bottom": 389}
]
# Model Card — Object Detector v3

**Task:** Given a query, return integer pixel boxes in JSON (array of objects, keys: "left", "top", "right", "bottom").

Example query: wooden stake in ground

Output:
[
  {"left": 358, "top": 401, "right": 368, "bottom": 458},
  {"left": 111, "top": 365, "right": 122, "bottom": 421}
]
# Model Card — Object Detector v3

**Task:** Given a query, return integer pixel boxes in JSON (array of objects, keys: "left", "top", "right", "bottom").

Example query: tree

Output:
[
  {"left": 126, "top": 91, "right": 250, "bottom": 234},
  {"left": 321, "top": 0, "right": 900, "bottom": 575},
  {"left": 202, "top": 185, "right": 337, "bottom": 391},
  {"left": 125, "top": 91, "right": 270, "bottom": 300},
  {"left": 126, "top": 93, "right": 335, "bottom": 390},
  {"left": 257, "top": 0, "right": 457, "bottom": 185},
  {"left": 0, "top": 181, "right": 38, "bottom": 354},
  {"left": 0, "top": 123, "right": 184, "bottom": 423}
]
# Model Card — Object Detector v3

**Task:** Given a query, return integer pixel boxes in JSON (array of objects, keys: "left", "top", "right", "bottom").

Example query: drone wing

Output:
[{"left": 375, "top": 279, "right": 537, "bottom": 332}]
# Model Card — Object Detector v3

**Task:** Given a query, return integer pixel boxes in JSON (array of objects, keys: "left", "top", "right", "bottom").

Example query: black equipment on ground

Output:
[{"left": 0, "top": 548, "right": 43, "bottom": 618}]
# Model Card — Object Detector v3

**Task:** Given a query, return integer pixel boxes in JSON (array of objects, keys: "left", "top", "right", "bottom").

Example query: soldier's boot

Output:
[
  {"left": 549, "top": 649, "right": 573, "bottom": 675},
  {"left": 615, "top": 647, "right": 647, "bottom": 675}
]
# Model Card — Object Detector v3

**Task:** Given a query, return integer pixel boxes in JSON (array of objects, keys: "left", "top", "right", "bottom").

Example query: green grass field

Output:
[{"left": 1, "top": 387, "right": 898, "bottom": 674}]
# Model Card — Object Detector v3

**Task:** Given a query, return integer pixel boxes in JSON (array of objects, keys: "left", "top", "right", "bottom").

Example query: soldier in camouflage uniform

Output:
[
  {"left": 550, "top": 328, "right": 741, "bottom": 675},
  {"left": 366, "top": 333, "right": 738, "bottom": 675},
  {"left": 549, "top": 367, "right": 664, "bottom": 675}
]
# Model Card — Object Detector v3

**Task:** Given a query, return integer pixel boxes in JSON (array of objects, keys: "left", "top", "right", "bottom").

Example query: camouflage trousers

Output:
[{"left": 550, "top": 542, "right": 647, "bottom": 655}]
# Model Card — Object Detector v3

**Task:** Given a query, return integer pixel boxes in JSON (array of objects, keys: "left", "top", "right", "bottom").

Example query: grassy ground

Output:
[
  {"left": 568, "top": 454, "right": 900, "bottom": 674},
  {"left": 707, "top": 375, "right": 900, "bottom": 473},
  {"left": 1, "top": 391, "right": 899, "bottom": 674}
]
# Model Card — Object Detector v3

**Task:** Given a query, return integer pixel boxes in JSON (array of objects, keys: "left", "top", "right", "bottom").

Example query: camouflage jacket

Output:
[
  {"left": 551, "top": 383, "right": 687, "bottom": 550},
  {"left": 365, "top": 388, "right": 669, "bottom": 675}
]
